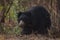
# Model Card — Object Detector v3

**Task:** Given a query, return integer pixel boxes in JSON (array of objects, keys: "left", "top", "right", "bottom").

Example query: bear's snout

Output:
[{"left": 19, "top": 20, "right": 25, "bottom": 28}]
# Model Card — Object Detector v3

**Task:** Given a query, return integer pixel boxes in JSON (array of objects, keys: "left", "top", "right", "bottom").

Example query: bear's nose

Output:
[{"left": 19, "top": 20, "right": 25, "bottom": 27}]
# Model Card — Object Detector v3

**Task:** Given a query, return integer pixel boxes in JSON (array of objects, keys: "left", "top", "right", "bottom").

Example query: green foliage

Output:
[
  {"left": 3, "top": 27, "right": 13, "bottom": 34},
  {"left": 3, "top": 0, "right": 21, "bottom": 35},
  {"left": 3, "top": 26, "right": 21, "bottom": 35},
  {"left": 13, "top": 26, "right": 22, "bottom": 35},
  {"left": 0, "top": 0, "right": 30, "bottom": 35},
  {"left": 9, "top": 6, "right": 17, "bottom": 21},
  {"left": 0, "top": 5, "right": 3, "bottom": 11}
]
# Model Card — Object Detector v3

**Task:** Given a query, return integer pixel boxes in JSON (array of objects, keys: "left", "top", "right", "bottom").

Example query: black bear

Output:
[{"left": 17, "top": 6, "right": 51, "bottom": 35}]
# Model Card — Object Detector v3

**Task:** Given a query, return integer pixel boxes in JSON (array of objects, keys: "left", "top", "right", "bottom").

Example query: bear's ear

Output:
[{"left": 17, "top": 12, "right": 22, "bottom": 18}]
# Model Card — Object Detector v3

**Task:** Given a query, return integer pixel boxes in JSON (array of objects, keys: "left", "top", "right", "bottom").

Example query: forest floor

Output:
[{"left": 0, "top": 34, "right": 60, "bottom": 40}]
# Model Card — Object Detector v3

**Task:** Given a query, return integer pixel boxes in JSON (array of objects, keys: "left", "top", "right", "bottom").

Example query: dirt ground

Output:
[{"left": 0, "top": 34, "right": 60, "bottom": 40}]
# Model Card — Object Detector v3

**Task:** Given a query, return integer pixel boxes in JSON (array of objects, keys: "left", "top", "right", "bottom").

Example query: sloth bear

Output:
[{"left": 17, "top": 6, "right": 51, "bottom": 35}]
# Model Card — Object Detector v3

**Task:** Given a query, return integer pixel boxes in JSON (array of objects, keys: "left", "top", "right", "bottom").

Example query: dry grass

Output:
[{"left": 0, "top": 34, "right": 60, "bottom": 40}]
